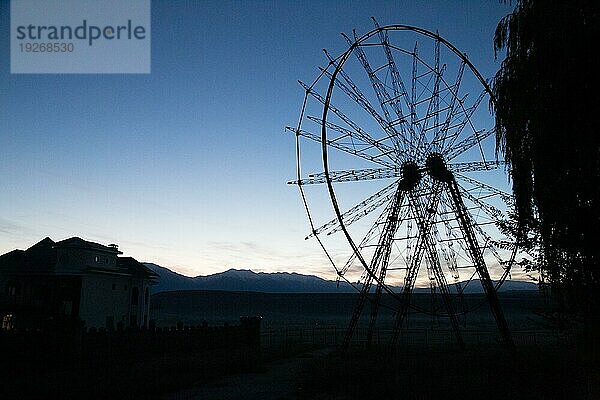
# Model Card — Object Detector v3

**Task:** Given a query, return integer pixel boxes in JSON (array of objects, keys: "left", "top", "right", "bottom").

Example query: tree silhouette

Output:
[{"left": 492, "top": 0, "right": 600, "bottom": 312}]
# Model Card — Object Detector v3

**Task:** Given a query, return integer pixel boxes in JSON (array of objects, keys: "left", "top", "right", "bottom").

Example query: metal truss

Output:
[{"left": 289, "top": 20, "right": 520, "bottom": 350}]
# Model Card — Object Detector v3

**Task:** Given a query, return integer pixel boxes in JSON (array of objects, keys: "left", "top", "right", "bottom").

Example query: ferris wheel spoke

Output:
[
  {"left": 443, "top": 128, "right": 494, "bottom": 161},
  {"left": 340, "top": 202, "right": 391, "bottom": 276},
  {"left": 345, "top": 188, "right": 418, "bottom": 276},
  {"left": 410, "top": 42, "right": 420, "bottom": 158},
  {"left": 299, "top": 80, "right": 398, "bottom": 163},
  {"left": 427, "top": 59, "right": 466, "bottom": 153},
  {"left": 372, "top": 18, "right": 409, "bottom": 108},
  {"left": 287, "top": 126, "right": 395, "bottom": 168},
  {"left": 448, "top": 183, "right": 506, "bottom": 266},
  {"left": 341, "top": 32, "right": 409, "bottom": 154},
  {"left": 458, "top": 184, "right": 506, "bottom": 223},
  {"left": 439, "top": 195, "right": 473, "bottom": 265},
  {"left": 371, "top": 18, "right": 418, "bottom": 153},
  {"left": 458, "top": 190, "right": 515, "bottom": 272},
  {"left": 305, "top": 115, "right": 397, "bottom": 159},
  {"left": 441, "top": 88, "right": 488, "bottom": 157},
  {"left": 412, "top": 39, "right": 441, "bottom": 157},
  {"left": 290, "top": 167, "right": 402, "bottom": 185},
  {"left": 306, "top": 181, "right": 398, "bottom": 239},
  {"left": 448, "top": 160, "right": 505, "bottom": 173},
  {"left": 320, "top": 50, "right": 415, "bottom": 156},
  {"left": 419, "top": 37, "right": 446, "bottom": 154},
  {"left": 474, "top": 223, "right": 504, "bottom": 266},
  {"left": 455, "top": 173, "right": 513, "bottom": 205},
  {"left": 318, "top": 65, "right": 403, "bottom": 150},
  {"left": 340, "top": 193, "right": 415, "bottom": 279}
]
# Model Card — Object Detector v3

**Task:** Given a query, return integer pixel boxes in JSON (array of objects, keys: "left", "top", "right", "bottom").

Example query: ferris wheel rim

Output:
[
  {"left": 319, "top": 24, "right": 510, "bottom": 296},
  {"left": 291, "top": 22, "right": 519, "bottom": 319}
]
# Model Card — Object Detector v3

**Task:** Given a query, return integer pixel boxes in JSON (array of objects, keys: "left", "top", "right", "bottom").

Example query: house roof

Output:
[
  {"left": 0, "top": 249, "right": 26, "bottom": 268},
  {"left": 54, "top": 237, "right": 122, "bottom": 254},
  {"left": 117, "top": 257, "right": 159, "bottom": 280},
  {"left": 27, "top": 237, "right": 55, "bottom": 250},
  {"left": 1, "top": 238, "right": 57, "bottom": 272},
  {"left": 0, "top": 237, "right": 156, "bottom": 281}
]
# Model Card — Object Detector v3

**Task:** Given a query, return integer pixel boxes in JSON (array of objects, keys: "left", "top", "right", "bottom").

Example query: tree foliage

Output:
[{"left": 492, "top": 0, "right": 600, "bottom": 308}]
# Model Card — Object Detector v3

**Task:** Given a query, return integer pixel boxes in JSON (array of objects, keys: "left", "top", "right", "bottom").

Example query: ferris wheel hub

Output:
[
  {"left": 400, "top": 160, "right": 421, "bottom": 190},
  {"left": 426, "top": 152, "right": 452, "bottom": 182}
]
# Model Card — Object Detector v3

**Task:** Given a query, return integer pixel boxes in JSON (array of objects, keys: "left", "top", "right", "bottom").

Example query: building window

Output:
[
  {"left": 111, "top": 283, "right": 116, "bottom": 290},
  {"left": 59, "top": 253, "right": 70, "bottom": 265},
  {"left": 131, "top": 287, "right": 139, "bottom": 305},
  {"left": 130, "top": 314, "right": 137, "bottom": 328},
  {"left": 144, "top": 288, "right": 149, "bottom": 305},
  {"left": 6, "top": 282, "right": 20, "bottom": 298},
  {"left": 94, "top": 256, "right": 99, "bottom": 263},
  {"left": 1, "top": 314, "right": 14, "bottom": 331}
]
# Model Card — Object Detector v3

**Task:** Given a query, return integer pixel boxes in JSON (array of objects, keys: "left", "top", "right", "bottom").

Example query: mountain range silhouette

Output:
[{"left": 144, "top": 263, "right": 537, "bottom": 294}]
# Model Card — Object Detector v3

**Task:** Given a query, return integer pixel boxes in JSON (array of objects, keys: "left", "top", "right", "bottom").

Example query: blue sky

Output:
[{"left": 0, "top": 1, "right": 513, "bottom": 277}]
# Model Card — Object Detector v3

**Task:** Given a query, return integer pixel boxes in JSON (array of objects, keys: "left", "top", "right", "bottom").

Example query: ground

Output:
[
  {"left": 162, "top": 348, "right": 333, "bottom": 400},
  {"left": 163, "top": 344, "right": 600, "bottom": 400}
]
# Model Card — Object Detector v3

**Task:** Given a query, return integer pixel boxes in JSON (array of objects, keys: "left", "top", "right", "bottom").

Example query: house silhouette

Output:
[{"left": 0, "top": 237, "right": 158, "bottom": 331}]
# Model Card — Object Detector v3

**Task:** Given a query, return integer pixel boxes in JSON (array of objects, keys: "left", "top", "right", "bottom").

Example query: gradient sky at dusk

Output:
[{"left": 1, "top": 1, "right": 513, "bottom": 278}]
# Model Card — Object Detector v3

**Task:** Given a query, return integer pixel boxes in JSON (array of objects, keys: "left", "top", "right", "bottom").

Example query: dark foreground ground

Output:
[
  {"left": 0, "top": 336, "right": 262, "bottom": 399},
  {"left": 3, "top": 291, "right": 597, "bottom": 399},
  {"left": 163, "top": 344, "right": 599, "bottom": 400},
  {"left": 299, "top": 346, "right": 598, "bottom": 400},
  {"left": 152, "top": 290, "right": 599, "bottom": 400}
]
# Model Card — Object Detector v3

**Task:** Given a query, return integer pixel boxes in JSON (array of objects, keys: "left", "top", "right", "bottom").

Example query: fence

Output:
[
  {"left": 0, "top": 316, "right": 261, "bottom": 371},
  {"left": 260, "top": 326, "right": 575, "bottom": 350},
  {"left": 0, "top": 317, "right": 262, "bottom": 398}
]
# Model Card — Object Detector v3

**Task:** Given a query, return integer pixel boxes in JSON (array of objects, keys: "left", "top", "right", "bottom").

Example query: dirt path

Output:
[{"left": 162, "top": 347, "right": 333, "bottom": 400}]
